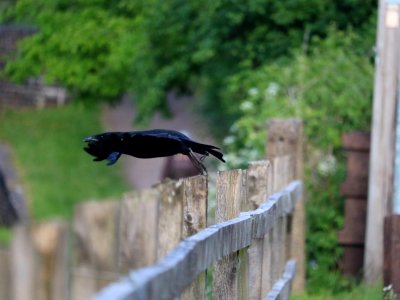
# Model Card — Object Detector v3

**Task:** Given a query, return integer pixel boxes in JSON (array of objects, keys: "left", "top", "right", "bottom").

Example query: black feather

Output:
[{"left": 83, "top": 129, "right": 225, "bottom": 174}]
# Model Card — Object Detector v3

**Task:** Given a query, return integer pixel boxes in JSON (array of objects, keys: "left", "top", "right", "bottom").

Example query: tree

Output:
[
  {"left": 1, "top": 0, "right": 376, "bottom": 126},
  {"left": 221, "top": 28, "right": 375, "bottom": 293}
]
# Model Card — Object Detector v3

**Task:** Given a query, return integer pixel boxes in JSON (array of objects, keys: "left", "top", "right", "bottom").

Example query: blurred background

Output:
[{"left": 0, "top": 0, "right": 382, "bottom": 299}]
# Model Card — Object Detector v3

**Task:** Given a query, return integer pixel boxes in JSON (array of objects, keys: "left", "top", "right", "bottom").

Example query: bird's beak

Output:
[{"left": 84, "top": 136, "right": 98, "bottom": 143}]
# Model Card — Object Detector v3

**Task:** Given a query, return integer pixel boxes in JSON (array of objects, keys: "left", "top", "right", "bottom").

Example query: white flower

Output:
[
  {"left": 317, "top": 154, "right": 337, "bottom": 176},
  {"left": 264, "top": 82, "right": 280, "bottom": 100},
  {"left": 223, "top": 136, "right": 236, "bottom": 146},
  {"left": 383, "top": 284, "right": 393, "bottom": 292},
  {"left": 248, "top": 87, "right": 259, "bottom": 97},
  {"left": 240, "top": 101, "right": 254, "bottom": 111},
  {"left": 229, "top": 123, "right": 239, "bottom": 133}
]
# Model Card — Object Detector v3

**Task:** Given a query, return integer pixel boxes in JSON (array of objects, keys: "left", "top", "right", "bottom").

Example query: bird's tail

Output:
[{"left": 187, "top": 141, "right": 226, "bottom": 163}]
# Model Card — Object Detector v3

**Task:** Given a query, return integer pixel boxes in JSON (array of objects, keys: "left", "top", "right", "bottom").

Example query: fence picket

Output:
[
  {"left": 157, "top": 179, "right": 185, "bottom": 259},
  {"left": 11, "top": 225, "right": 36, "bottom": 300},
  {"left": 181, "top": 175, "right": 208, "bottom": 300},
  {"left": 71, "top": 200, "right": 119, "bottom": 300},
  {"left": 267, "top": 118, "right": 305, "bottom": 291},
  {"left": 32, "top": 220, "right": 69, "bottom": 300},
  {"left": 213, "top": 169, "right": 247, "bottom": 300},
  {"left": 247, "top": 160, "right": 273, "bottom": 300},
  {"left": 118, "top": 189, "right": 159, "bottom": 272},
  {"left": 0, "top": 246, "right": 10, "bottom": 300}
]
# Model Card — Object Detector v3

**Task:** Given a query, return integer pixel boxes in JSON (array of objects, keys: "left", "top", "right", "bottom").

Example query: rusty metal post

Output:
[
  {"left": 337, "top": 132, "right": 370, "bottom": 277},
  {"left": 384, "top": 215, "right": 400, "bottom": 298}
]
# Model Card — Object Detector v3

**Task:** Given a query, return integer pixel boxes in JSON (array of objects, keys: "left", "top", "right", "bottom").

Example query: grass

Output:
[
  {"left": 0, "top": 101, "right": 129, "bottom": 221},
  {"left": 292, "top": 282, "right": 383, "bottom": 300}
]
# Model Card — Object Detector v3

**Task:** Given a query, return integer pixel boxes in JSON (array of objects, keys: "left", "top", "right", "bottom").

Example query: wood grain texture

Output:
[
  {"left": 247, "top": 160, "right": 273, "bottom": 300},
  {"left": 181, "top": 175, "right": 208, "bottom": 300},
  {"left": 264, "top": 260, "right": 297, "bottom": 300},
  {"left": 118, "top": 189, "right": 159, "bottom": 272},
  {"left": 383, "top": 215, "right": 400, "bottom": 296},
  {"left": 0, "top": 247, "right": 10, "bottom": 300},
  {"left": 11, "top": 225, "right": 36, "bottom": 300},
  {"left": 32, "top": 220, "right": 69, "bottom": 300},
  {"left": 365, "top": 0, "right": 399, "bottom": 283},
  {"left": 267, "top": 119, "right": 305, "bottom": 291},
  {"left": 261, "top": 232, "right": 273, "bottom": 296},
  {"left": 247, "top": 161, "right": 273, "bottom": 209},
  {"left": 266, "top": 119, "right": 303, "bottom": 181},
  {"left": 182, "top": 175, "right": 208, "bottom": 238},
  {"left": 94, "top": 180, "right": 302, "bottom": 300},
  {"left": 270, "top": 221, "right": 281, "bottom": 284},
  {"left": 250, "top": 182, "right": 301, "bottom": 239},
  {"left": 157, "top": 179, "right": 184, "bottom": 259},
  {"left": 213, "top": 169, "right": 247, "bottom": 300},
  {"left": 71, "top": 200, "right": 120, "bottom": 300}
]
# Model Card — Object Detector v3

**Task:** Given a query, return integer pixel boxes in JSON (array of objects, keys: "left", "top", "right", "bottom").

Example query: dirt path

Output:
[{"left": 101, "top": 94, "right": 216, "bottom": 190}]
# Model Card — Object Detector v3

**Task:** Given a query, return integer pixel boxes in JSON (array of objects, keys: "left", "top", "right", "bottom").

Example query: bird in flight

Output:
[{"left": 83, "top": 129, "right": 225, "bottom": 174}]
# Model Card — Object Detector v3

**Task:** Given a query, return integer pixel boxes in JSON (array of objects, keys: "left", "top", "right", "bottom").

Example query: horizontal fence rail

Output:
[
  {"left": 95, "top": 180, "right": 302, "bottom": 300},
  {"left": 265, "top": 259, "right": 297, "bottom": 300}
]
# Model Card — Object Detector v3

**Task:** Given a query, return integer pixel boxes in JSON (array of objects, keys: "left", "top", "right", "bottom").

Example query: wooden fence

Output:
[
  {"left": 95, "top": 176, "right": 302, "bottom": 300},
  {"left": 0, "top": 119, "right": 305, "bottom": 300}
]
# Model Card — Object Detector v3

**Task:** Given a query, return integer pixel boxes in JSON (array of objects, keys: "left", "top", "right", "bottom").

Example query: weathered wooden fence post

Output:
[
  {"left": 157, "top": 179, "right": 185, "bottom": 259},
  {"left": 383, "top": 215, "right": 400, "bottom": 297},
  {"left": 267, "top": 118, "right": 305, "bottom": 292},
  {"left": 32, "top": 220, "right": 70, "bottom": 300},
  {"left": 71, "top": 200, "right": 120, "bottom": 300},
  {"left": 121, "top": 176, "right": 207, "bottom": 299},
  {"left": 181, "top": 175, "right": 208, "bottom": 300},
  {"left": 11, "top": 225, "right": 36, "bottom": 300},
  {"left": 155, "top": 176, "right": 208, "bottom": 299},
  {"left": 247, "top": 160, "right": 273, "bottom": 299},
  {"left": 118, "top": 189, "right": 159, "bottom": 272},
  {"left": 0, "top": 245, "right": 11, "bottom": 300},
  {"left": 212, "top": 169, "right": 248, "bottom": 300}
]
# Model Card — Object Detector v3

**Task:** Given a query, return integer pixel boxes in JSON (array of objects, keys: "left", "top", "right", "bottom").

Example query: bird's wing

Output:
[
  {"left": 121, "top": 131, "right": 186, "bottom": 158},
  {"left": 131, "top": 129, "right": 188, "bottom": 141},
  {"left": 131, "top": 130, "right": 225, "bottom": 162}
]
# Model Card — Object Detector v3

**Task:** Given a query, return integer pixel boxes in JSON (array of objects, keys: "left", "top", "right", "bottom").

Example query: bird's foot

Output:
[
  {"left": 189, "top": 150, "right": 208, "bottom": 175},
  {"left": 106, "top": 152, "right": 121, "bottom": 166},
  {"left": 199, "top": 154, "right": 208, "bottom": 162}
]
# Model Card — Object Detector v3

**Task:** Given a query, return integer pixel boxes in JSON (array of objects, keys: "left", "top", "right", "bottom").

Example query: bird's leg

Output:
[
  {"left": 106, "top": 152, "right": 121, "bottom": 166},
  {"left": 188, "top": 150, "right": 208, "bottom": 175},
  {"left": 199, "top": 154, "right": 208, "bottom": 162}
]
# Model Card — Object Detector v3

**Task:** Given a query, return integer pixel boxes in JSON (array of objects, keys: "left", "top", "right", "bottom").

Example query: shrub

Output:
[{"left": 220, "top": 28, "right": 374, "bottom": 293}]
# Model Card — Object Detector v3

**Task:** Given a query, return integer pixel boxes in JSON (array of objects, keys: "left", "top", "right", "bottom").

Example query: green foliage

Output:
[
  {"left": 1, "top": 0, "right": 376, "bottom": 126},
  {"left": 0, "top": 227, "right": 12, "bottom": 245},
  {"left": 0, "top": 103, "right": 129, "bottom": 220},
  {"left": 2, "top": 0, "right": 140, "bottom": 102},
  {"left": 292, "top": 282, "right": 383, "bottom": 300},
  {"left": 221, "top": 28, "right": 374, "bottom": 293}
]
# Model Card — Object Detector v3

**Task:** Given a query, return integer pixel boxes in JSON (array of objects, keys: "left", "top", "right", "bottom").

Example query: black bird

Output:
[{"left": 83, "top": 129, "right": 225, "bottom": 174}]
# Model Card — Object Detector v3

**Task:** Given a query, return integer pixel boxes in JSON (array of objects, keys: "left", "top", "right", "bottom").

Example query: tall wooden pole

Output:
[
  {"left": 365, "top": 0, "right": 400, "bottom": 283},
  {"left": 266, "top": 119, "right": 305, "bottom": 292}
]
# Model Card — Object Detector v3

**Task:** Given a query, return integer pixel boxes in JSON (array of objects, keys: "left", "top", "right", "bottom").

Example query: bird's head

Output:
[{"left": 83, "top": 136, "right": 98, "bottom": 143}]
